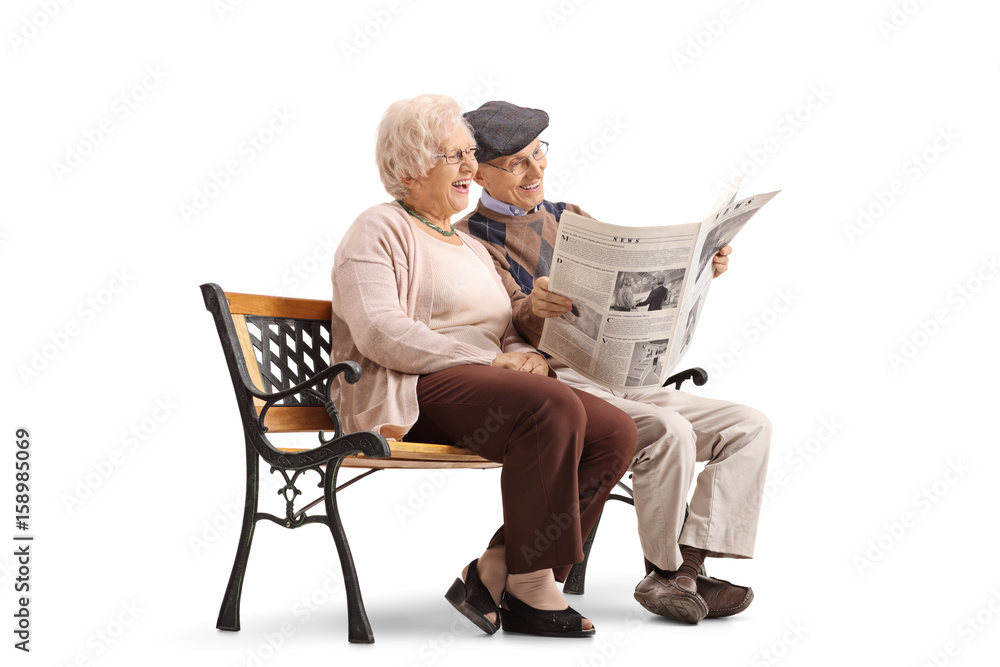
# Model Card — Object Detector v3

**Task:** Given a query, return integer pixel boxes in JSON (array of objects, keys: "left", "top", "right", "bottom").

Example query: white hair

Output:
[{"left": 375, "top": 94, "right": 474, "bottom": 200}]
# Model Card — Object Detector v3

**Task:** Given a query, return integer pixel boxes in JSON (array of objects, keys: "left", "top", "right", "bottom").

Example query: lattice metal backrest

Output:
[{"left": 243, "top": 315, "right": 332, "bottom": 406}]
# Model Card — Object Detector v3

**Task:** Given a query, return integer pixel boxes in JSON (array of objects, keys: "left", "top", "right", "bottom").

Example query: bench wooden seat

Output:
[
  {"left": 284, "top": 440, "right": 502, "bottom": 468},
  {"left": 201, "top": 282, "right": 707, "bottom": 644}
]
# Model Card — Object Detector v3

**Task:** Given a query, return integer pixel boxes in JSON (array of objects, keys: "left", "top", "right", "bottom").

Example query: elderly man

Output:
[{"left": 455, "top": 101, "right": 771, "bottom": 625}]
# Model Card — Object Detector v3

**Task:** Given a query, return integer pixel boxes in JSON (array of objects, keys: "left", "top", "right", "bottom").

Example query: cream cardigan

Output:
[{"left": 330, "top": 201, "right": 534, "bottom": 440}]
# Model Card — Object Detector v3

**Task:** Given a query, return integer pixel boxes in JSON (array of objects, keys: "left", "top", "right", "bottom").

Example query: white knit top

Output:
[{"left": 417, "top": 232, "right": 511, "bottom": 355}]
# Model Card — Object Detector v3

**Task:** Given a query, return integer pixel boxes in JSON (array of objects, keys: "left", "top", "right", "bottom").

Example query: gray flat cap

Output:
[{"left": 463, "top": 101, "right": 548, "bottom": 164}]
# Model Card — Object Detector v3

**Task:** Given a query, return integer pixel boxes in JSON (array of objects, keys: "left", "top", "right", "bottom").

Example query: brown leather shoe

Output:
[
  {"left": 697, "top": 575, "right": 754, "bottom": 618},
  {"left": 633, "top": 573, "right": 709, "bottom": 624}
]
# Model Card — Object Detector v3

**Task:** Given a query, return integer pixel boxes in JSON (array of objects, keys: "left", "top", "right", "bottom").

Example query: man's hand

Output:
[
  {"left": 713, "top": 245, "right": 732, "bottom": 278},
  {"left": 530, "top": 276, "right": 573, "bottom": 318},
  {"left": 492, "top": 351, "right": 548, "bottom": 375}
]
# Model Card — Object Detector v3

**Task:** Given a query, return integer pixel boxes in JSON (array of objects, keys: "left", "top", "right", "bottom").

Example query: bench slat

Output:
[
  {"left": 262, "top": 406, "right": 337, "bottom": 432},
  {"left": 226, "top": 291, "right": 331, "bottom": 320},
  {"left": 232, "top": 314, "right": 266, "bottom": 409},
  {"left": 264, "top": 413, "right": 494, "bottom": 460},
  {"left": 278, "top": 440, "right": 492, "bottom": 463},
  {"left": 340, "top": 458, "right": 500, "bottom": 469}
]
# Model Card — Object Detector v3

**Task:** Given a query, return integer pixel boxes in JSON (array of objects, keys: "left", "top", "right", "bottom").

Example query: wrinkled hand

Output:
[
  {"left": 713, "top": 245, "right": 732, "bottom": 278},
  {"left": 518, "top": 352, "right": 548, "bottom": 375},
  {"left": 530, "top": 276, "right": 573, "bottom": 318},
  {"left": 492, "top": 352, "right": 549, "bottom": 375}
]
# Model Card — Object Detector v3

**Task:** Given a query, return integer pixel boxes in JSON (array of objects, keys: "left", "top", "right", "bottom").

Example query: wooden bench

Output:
[{"left": 200, "top": 282, "right": 708, "bottom": 644}]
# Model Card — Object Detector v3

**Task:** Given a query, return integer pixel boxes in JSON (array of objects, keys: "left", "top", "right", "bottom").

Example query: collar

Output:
[{"left": 480, "top": 189, "right": 542, "bottom": 217}]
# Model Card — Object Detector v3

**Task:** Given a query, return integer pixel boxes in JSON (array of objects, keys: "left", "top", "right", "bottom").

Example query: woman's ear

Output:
[{"left": 401, "top": 174, "right": 419, "bottom": 190}]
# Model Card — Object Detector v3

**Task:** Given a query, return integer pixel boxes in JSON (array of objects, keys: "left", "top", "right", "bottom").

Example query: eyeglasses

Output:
[
  {"left": 434, "top": 146, "right": 479, "bottom": 164},
  {"left": 484, "top": 141, "right": 548, "bottom": 175}
]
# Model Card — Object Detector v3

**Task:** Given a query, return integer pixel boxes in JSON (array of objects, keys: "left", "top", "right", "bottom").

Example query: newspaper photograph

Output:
[{"left": 538, "top": 185, "right": 779, "bottom": 392}]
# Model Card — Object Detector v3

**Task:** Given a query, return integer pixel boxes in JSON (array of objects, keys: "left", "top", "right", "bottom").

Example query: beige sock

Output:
[
  {"left": 506, "top": 570, "right": 592, "bottom": 630},
  {"left": 507, "top": 570, "right": 594, "bottom": 630}
]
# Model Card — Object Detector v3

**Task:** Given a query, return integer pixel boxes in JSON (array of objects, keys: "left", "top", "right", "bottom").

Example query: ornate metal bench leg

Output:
[
  {"left": 217, "top": 443, "right": 260, "bottom": 631},
  {"left": 564, "top": 510, "right": 603, "bottom": 595},
  {"left": 323, "top": 457, "right": 375, "bottom": 644}
]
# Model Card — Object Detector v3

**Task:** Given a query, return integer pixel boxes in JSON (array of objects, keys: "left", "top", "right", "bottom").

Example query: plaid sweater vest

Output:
[
  {"left": 456, "top": 200, "right": 590, "bottom": 295},
  {"left": 456, "top": 199, "right": 591, "bottom": 347}
]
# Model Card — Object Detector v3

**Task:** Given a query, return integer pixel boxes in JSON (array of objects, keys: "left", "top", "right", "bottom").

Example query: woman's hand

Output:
[
  {"left": 518, "top": 352, "right": 549, "bottom": 375},
  {"left": 530, "top": 276, "right": 573, "bottom": 318},
  {"left": 492, "top": 352, "right": 549, "bottom": 376}
]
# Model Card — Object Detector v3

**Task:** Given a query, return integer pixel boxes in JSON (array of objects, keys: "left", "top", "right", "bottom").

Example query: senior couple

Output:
[{"left": 329, "top": 94, "right": 771, "bottom": 637}]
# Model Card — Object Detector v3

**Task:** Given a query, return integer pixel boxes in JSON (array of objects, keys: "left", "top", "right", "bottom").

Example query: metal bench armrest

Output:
[
  {"left": 247, "top": 361, "right": 360, "bottom": 441},
  {"left": 243, "top": 360, "right": 360, "bottom": 403},
  {"left": 662, "top": 367, "right": 709, "bottom": 390}
]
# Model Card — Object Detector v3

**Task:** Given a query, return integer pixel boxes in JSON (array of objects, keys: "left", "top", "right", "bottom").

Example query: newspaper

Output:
[{"left": 538, "top": 179, "right": 779, "bottom": 392}]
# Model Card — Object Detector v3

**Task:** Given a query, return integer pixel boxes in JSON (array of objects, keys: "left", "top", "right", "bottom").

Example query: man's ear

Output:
[{"left": 472, "top": 166, "right": 490, "bottom": 188}]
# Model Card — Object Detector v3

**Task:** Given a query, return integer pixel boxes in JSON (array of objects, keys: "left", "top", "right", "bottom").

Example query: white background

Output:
[{"left": 3, "top": 1, "right": 999, "bottom": 665}]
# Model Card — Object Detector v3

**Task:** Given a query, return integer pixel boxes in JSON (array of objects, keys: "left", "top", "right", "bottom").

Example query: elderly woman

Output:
[{"left": 329, "top": 94, "right": 636, "bottom": 638}]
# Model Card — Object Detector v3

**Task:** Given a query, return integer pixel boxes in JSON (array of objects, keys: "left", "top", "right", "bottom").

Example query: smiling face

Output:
[
  {"left": 402, "top": 125, "right": 477, "bottom": 223},
  {"left": 472, "top": 138, "right": 547, "bottom": 212}
]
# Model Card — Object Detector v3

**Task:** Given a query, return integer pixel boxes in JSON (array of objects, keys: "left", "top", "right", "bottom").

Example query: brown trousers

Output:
[{"left": 407, "top": 365, "right": 636, "bottom": 578}]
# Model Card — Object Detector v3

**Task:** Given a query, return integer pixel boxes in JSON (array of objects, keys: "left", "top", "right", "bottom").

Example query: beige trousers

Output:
[{"left": 555, "top": 367, "right": 771, "bottom": 572}]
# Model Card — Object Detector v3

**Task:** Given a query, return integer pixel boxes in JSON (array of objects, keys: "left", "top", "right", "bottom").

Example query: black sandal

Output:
[
  {"left": 499, "top": 590, "right": 596, "bottom": 637},
  {"left": 445, "top": 559, "right": 500, "bottom": 635}
]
